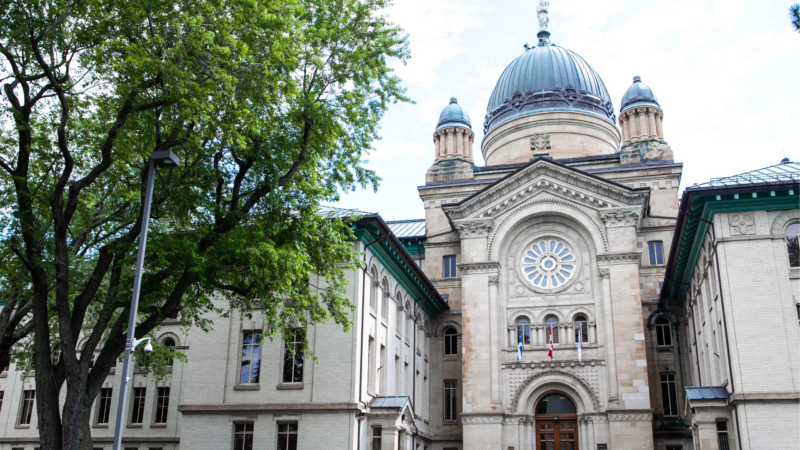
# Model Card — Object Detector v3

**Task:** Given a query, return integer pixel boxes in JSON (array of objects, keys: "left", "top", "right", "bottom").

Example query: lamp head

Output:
[{"left": 150, "top": 150, "right": 181, "bottom": 168}]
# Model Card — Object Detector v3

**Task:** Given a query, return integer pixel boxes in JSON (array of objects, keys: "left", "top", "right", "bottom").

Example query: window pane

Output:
[
  {"left": 648, "top": 242, "right": 656, "bottom": 265},
  {"left": 656, "top": 326, "right": 665, "bottom": 346},
  {"left": 655, "top": 242, "right": 664, "bottom": 264},
  {"left": 249, "top": 343, "right": 261, "bottom": 384},
  {"left": 787, "top": 236, "right": 800, "bottom": 267},
  {"left": 663, "top": 325, "right": 672, "bottom": 347}
]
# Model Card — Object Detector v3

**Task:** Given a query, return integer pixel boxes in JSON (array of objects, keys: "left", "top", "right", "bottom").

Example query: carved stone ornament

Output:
[
  {"left": 729, "top": 212, "right": 756, "bottom": 236},
  {"left": 596, "top": 252, "right": 642, "bottom": 265},
  {"left": 442, "top": 162, "right": 648, "bottom": 221},
  {"left": 606, "top": 412, "right": 653, "bottom": 422},
  {"left": 598, "top": 268, "right": 610, "bottom": 278},
  {"left": 488, "top": 275, "right": 499, "bottom": 285},
  {"left": 454, "top": 219, "right": 493, "bottom": 239},
  {"left": 457, "top": 261, "right": 501, "bottom": 275},
  {"left": 573, "top": 281, "right": 584, "bottom": 292},
  {"left": 599, "top": 207, "right": 641, "bottom": 228},
  {"left": 530, "top": 133, "right": 552, "bottom": 152},
  {"left": 461, "top": 414, "right": 504, "bottom": 425}
]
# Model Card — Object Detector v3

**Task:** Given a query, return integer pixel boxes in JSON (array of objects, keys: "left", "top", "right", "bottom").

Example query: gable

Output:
[{"left": 442, "top": 158, "right": 649, "bottom": 221}]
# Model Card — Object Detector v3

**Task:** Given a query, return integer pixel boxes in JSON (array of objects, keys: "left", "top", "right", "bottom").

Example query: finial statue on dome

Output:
[{"left": 537, "top": 0, "right": 550, "bottom": 31}]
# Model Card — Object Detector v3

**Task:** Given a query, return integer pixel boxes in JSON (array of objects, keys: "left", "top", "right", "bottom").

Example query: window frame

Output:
[
  {"left": 444, "top": 380, "right": 458, "bottom": 422},
  {"left": 545, "top": 316, "right": 559, "bottom": 344},
  {"left": 443, "top": 327, "right": 458, "bottom": 355},
  {"left": 371, "top": 426, "right": 382, "bottom": 450},
  {"left": 380, "top": 280, "right": 389, "bottom": 321},
  {"left": 239, "top": 330, "right": 263, "bottom": 385},
  {"left": 161, "top": 337, "right": 176, "bottom": 366},
  {"left": 516, "top": 319, "right": 531, "bottom": 346},
  {"left": 573, "top": 315, "right": 588, "bottom": 343},
  {"left": 648, "top": 241, "right": 665, "bottom": 265},
  {"left": 716, "top": 420, "right": 730, "bottom": 450},
  {"left": 129, "top": 387, "right": 146, "bottom": 426},
  {"left": 443, "top": 255, "right": 457, "bottom": 278},
  {"left": 95, "top": 387, "right": 113, "bottom": 426},
  {"left": 281, "top": 329, "right": 305, "bottom": 384},
  {"left": 785, "top": 222, "right": 800, "bottom": 267},
  {"left": 277, "top": 421, "right": 298, "bottom": 450},
  {"left": 655, "top": 317, "right": 673, "bottom": 347},
  {"left": 232, "top": 422, "right": 254, "bottom": 450},
  {"left": 660, "top": 373, "right": 679, "bottom": 417},
  {"left": 153, "top": 386, "right": 170, "bottom": 425},
  {"left": 17, "top": 389, "right": 35, "bottom": 427}
]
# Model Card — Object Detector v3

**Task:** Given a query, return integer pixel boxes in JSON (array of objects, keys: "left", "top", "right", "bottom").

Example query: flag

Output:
[
  {"left": 548, "top": 327, "right": 553, "bottom": 359},
  {"left": 517, "top": 333, "right": 523, "bottom": 361},
  {"left": 577, "top": 325, "right": 583, "bottom": 363}
]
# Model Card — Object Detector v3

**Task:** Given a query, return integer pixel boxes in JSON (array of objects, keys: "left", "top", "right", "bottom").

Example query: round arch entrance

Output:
[{"left": 535, "top": 394, "right": 578, "bottom": 450}]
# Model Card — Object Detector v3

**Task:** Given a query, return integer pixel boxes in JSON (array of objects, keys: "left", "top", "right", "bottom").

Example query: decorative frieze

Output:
[
  {"left": 606, "top": 411, "right": 653, "bottom": 422},
  {"left": 457, "top": 261, "right": 501, "bottom": 275},
  {"left": 728, "top": 212, "right": 756, "bottom": 235},
  {"left": 461, "top": 414, "right": 504, "bottom": 424},
  {"left": 596, "top": 252, "right": 642, "bottom": 265}
]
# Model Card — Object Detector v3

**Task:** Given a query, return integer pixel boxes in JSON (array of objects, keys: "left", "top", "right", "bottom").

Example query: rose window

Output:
[{"left": 520, "top": 238, "right": 576, "bottom": 290}]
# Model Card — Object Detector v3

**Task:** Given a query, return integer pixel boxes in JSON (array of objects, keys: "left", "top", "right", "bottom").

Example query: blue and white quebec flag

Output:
[
  {"left": 517, "top": 334, "right": 523, "bottom": 361},
  {"left": 577, "top": 328, "right": 583, "bottom": 363}
]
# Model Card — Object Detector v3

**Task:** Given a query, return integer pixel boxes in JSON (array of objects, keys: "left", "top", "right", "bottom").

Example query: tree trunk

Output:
[{"left": 77, "top": 397, "right": 94, "bottom": 450}]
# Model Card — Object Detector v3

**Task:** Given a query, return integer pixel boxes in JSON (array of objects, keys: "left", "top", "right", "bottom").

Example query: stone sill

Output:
[
  {"left": 93, "top": 424, "right": 109, "bottom": 428},
  {"left": 276, "top": 383, "right": 304, "bottom": 390},
  {"left": 14, "top": 425, "right": 31, "bottom": 429},
  {"left": 234, "top": 384, "right": 260, "bottom": 391},
  {"left": 127, "top": 424, "right": 144, "bottom": 428},
  {"left": 151, "top": 423, "right": 167, "bottom": 428},
  {"left": 790, "top": 267, "right": 799, "bottom": 279}
]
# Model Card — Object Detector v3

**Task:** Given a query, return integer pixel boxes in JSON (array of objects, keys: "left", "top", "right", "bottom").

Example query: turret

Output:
[
  {"left": 618, "top": 76, "right": 673, "bottom": 164},
  {"left": 433, "top": 97, "right": 474, "bottom": 162}
]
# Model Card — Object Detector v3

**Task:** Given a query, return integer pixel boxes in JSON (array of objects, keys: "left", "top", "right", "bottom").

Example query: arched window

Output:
[
  {"left": 369, "top": 268, "right": 378, "bottom": 310},
  {"left": 162, "top": 337, "right": 176, "bottom": 365},
  {"left": 405, "top": 301, "right": 412, "bottom": 343},
  {"left": 655, "top": 317, "right": 672, "bottom": 347},
  {"left": 786, "top": 222, "right": 799, "bottom": 267},
  {"left": 517, "top": 319, "right": 531, "bottom": 346},
  {"left": 545, "top": 316, "right": 559, "bottom": 344},
  {"left": 535, "top": 394, "right": 576, "bottom": 415},
  {"left": 395, "top": 296, "right": 404, "bottom": 336},
  {"left": 380, "top": 279, "right": 390, "bottom": 320},
  {"left": 573, "top": 315, "right": 588, "bottom": 343},
  {"left": 444, "top": 327, "right": 458, "bottom": 355}
]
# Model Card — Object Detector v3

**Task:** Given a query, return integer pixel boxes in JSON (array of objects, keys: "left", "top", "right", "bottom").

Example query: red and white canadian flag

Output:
[{"left": 548, "top": 327, "right": 554, "bottom": 359}]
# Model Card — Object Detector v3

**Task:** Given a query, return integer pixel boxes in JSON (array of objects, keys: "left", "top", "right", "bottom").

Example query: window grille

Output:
[
  {"left": 660, "top": 374, "right": 678, "bottom": 416},
  {"left": 716, "top": 420, "right": 730, "bottom": 450},
  {"left": 131, "top": 387, "right": 146, "bottom": 424},
  {"left": 277, "top": 422, "right": 298, "bottom": 450},
  {"left": 154, "top": 387, "right": 170, "bottom": 424},
  {"left": 233, "top": 422, "right": 254, "bottom": 450},
  {"left": 19, "top": 390, "right": 35, "bottom": 425},
  {"left": 96, "top": 388, "right": 112, "bottom": 424},
  {"left": 656, "top": 317, "right": 673, "bottom": 347},
  {"left": 372, "top": 426, "right": 382, "bottom": 450},
  {"left": 444, "top": 380, "right": 458, "bottom": 421}
]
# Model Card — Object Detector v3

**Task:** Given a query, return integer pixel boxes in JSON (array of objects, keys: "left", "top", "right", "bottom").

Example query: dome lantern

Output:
[
  {"left": 433, "top": 97, "right": 474, "bottom": 163},
  {"left": 618, "top": 76, "right": 665, "bottom": 148}
]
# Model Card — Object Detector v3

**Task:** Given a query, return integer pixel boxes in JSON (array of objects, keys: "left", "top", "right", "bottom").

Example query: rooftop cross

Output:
[{"left": 537, "top": 0, "right": 550, "bottom": 31}]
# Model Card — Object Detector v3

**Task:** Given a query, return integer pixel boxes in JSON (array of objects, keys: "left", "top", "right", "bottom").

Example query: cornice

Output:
[
  {"left": 443, "top": 163, "right": 647, "bottom": 221},
  {"left": 457, "top": 261, "right": 501, "bottom": 275},
  {"left": 596, "top": 252, "right": 642, "bottom": 266}
]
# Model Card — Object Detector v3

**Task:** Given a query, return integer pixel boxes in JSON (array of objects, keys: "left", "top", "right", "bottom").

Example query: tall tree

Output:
[
  {"left": 791, "top": 4, "right": 800, "bottom": 32},
  {"left": 0, "top": 0, "right": 409, "bottom": 449}
]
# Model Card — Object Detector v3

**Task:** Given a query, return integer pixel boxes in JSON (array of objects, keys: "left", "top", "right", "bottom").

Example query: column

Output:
[
  {"left": 560, "top": 322, "right": 569, "bottom": 346},
  {"left": 647, "top": 108, "right": 658, "bottom": 139},
  {"left": 655, "top": 112, "right": 664, "bottom": 139},
  {"left": 589, "top": 321, "right": 597, "bottom": 344},
  {"left": 620, "top": 116, "right": 628, "bottom": 145},
  {"left": 445, "top": 128, "right": 454, "bottom": 156},
  {"left": 536, "top": 324, "right": 544, "bottom": 347},
  {"left": 467, "top": 133, "right": 474, "bottom": 160},
  {"left": 635, "top": 109, "right": 645, "bottom": 140},
  {"left": 600, "top": 268, "right": 619, "bottom": 401},
  {"left": 488, "top": 274, "right": 500, "bottom": 403},
  {"left": 434, "top": 131, "right": 442, "bottom": 160},
  {"left": 382, "top": 428, "right": 400, "bottom": 450},
  {"left": 624, "top": 114, "right": 632, "bottom": 144},
  {"left": 456, "top": 128, "right": 464, "bottom": 157},
  {"left": 508, "top": 325, "right": 515, "bottom": 348}
]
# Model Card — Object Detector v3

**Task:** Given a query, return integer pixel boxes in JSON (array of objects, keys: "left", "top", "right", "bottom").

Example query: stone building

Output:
[{"left": 1, "top": 7, "right": 799, "bottom": 450}]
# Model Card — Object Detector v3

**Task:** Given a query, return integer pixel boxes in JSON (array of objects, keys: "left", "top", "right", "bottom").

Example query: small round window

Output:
[{"left": 520, "top": 238, "right": 576, "bottom": 290}]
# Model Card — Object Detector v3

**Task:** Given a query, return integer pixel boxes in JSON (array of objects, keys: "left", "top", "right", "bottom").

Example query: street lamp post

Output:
[{"left": 112, "top": 150, "right": 180, "bottom": 450}]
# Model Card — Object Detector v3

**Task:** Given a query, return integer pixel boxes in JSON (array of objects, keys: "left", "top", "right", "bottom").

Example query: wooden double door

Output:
[{"left": 537, "top": 420, "right": 578, "bottom": 450}]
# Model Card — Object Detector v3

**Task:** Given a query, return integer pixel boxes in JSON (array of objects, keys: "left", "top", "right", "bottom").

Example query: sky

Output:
[{"left": 333, "top": 0, "right": 800, "bottom": 221}]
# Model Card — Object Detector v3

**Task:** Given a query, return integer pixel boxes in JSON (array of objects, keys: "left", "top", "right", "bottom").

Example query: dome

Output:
[
  {"left": 620, "top": 75, "right": 660, "bottom": 113},
  {"left": 483, "top": 31, "right": 615, "bottom": 134},
  {"left": 436, "top": 97, "right": 472, "bottom": 130}
]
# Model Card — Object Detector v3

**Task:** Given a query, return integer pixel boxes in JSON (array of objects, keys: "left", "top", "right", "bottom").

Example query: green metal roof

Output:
[
  {"left": 662, "top": 162, "right": 799, "bottom": 301},
  {"left": 353, "top": 217, "right": 446, "bottom": 316}
]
